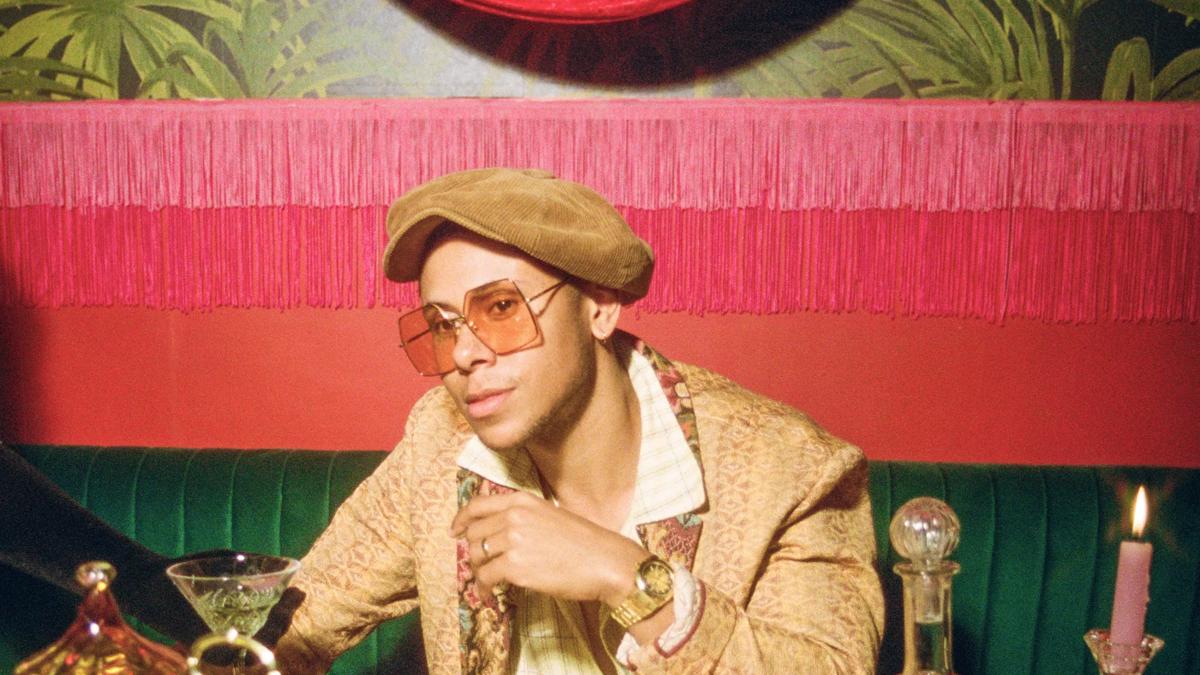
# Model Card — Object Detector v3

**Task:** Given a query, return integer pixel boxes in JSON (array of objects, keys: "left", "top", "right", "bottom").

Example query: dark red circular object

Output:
[{"left": 446, "top": 0, "right": 692, "bottom": 23}]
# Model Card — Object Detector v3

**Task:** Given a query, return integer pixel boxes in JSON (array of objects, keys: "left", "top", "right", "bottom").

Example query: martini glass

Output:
[{"left": 167, "top": 553, "right": 300, "bottom": 673}]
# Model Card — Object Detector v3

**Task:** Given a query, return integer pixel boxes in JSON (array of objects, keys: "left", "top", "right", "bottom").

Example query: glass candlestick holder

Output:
[
  {"left": 890, "top": 497, "right": 961, "bottom": 675},
  {"left": 1084, "top": 629, "right": 1163, "bottom": 674}
]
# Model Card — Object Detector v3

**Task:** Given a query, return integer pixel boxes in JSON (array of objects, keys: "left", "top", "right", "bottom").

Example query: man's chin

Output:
[{"left": 468, "top": 420, "right": 528, "bottom": 453}]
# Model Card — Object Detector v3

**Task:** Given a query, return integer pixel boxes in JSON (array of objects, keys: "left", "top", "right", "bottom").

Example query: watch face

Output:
[{"left": 638, "top": 558, "right": 674, "bottom": 598}]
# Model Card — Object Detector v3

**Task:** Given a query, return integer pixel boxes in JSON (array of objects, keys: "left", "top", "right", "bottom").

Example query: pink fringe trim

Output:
[
  {"left": 2, "top": 205, "right": 1195, "bottom": 322},
  {"left": 1, "top": 99, "right": 1196, "bottom": 321}
]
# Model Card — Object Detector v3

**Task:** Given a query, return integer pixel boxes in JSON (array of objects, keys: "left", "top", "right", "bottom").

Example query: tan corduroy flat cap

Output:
[{"left": 382, "top": 168, "right": 654, "bottom": 301}]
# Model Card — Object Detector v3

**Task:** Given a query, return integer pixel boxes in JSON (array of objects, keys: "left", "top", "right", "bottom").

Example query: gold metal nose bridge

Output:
[{"left": 447, "top": 313, "right": 484, "bottom": 346}]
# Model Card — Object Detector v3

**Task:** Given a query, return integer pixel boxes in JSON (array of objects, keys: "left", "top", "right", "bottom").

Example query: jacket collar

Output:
[{"left": 455, "top": 333, "right": 706, "bottom": 674}]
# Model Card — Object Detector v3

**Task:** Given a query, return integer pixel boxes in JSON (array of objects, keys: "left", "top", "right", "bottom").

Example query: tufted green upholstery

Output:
[{"left": 2, "top": 446, "right": 1197, "bottom": 674}]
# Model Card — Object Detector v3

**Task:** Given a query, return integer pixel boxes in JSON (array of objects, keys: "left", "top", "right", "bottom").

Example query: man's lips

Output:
[{"left": 465, "top": 388, "right": 513, "bottom": 418}]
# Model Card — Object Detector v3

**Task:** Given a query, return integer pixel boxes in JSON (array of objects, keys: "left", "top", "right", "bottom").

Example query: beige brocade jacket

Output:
[{"left": 275, "top": 358, "right": 884, "bottom": 674}]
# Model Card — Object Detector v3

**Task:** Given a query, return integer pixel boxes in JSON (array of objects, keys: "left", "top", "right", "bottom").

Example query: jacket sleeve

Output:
[
  {"left": 272, "top": 409, "right": 426, "bottom": 673},
  {"left": 629, "top": 445, "right": 884, "bottom": 675}
]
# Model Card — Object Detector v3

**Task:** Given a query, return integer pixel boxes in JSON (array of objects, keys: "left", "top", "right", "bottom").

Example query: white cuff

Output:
[{"left": 615, "top": 565, "right": 702, "bottom": 668}]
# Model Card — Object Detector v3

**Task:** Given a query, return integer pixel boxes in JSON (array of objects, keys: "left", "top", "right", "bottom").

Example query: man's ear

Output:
[{"left": 580, "top": 283, "right": 622, "bottom": 340}]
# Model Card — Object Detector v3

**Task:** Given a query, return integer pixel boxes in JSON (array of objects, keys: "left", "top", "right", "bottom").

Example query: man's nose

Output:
[{"left": 451, "top": 322, "right": 496, "bottom": 372}]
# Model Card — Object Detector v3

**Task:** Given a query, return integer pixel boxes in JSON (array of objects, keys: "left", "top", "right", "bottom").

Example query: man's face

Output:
[{"left": 418, "top": 231, "right": 597, "bottom": 452}]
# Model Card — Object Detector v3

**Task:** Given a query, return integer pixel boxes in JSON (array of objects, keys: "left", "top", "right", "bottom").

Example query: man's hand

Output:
[{"left": 450, "top": 491, "right": 647, "bottom": 607}]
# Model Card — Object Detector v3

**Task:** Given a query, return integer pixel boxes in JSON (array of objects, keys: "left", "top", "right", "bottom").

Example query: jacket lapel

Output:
[
  {"left": 456, "top": 469, "right": 516, "bottom": 675},
  {"left": 629, "top": 335, "right": 705, "bottom": 569}
]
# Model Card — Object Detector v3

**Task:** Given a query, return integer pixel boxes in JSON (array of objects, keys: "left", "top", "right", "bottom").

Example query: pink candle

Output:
[{"left": 1110, "top": 486, "right": 1152, "bottom": 646}]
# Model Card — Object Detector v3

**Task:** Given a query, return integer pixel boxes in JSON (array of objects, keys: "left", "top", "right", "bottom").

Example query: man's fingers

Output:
[
  {"left": 463, "top": 514, "right": 507, "bottom": 551},
  {"left": 470, "top": 530, "right": 506, "bottom": 564},
  {"left": 450, "top": 490, "right": 538, "bottom": 535},
  {"left": 473, "top": 559, "right": 513, "bottom": 603},
  {"left": 450, "top": 493, "right": 509, "bottom": 534}
]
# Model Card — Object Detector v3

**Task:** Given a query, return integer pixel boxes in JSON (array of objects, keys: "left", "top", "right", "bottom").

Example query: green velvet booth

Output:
[{"left": 3, "top": 446, "right": 1197, "bottom": 674}]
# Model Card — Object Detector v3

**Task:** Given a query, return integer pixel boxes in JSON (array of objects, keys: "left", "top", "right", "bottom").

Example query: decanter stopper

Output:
[
  {"left": 890, "top": 497, "right": 962, "bottom": 675},
  {"left": 15, "top": 561, "right": 187, "bottom": 674}
]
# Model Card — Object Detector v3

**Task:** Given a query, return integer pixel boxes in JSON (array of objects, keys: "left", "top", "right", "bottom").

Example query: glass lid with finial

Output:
[{"left": 15, "top": 560, "right": 187, "bottom": 674}]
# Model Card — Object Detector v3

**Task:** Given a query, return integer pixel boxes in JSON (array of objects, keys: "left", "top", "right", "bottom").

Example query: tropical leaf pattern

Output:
[
  {"left": 0, "top": 55, "right": 109, "bottom": 100},
  {"left": 1148, "top": 0, "right": 1200, "bottom": 22},
  {"left": 0, "top": 0, "right": 236, "bottom": 97},
  {"left": 734, "top": 0, "right": 1060, "bottom": 98},
  {"left": 138, "top": 0, "right": 389, "bottom": 97},
  {"left": 1103, "top": 37, "right": 1200, "bottom": 99},
  {"left": 0, "top": 0, "right": 1195, "bottom": 100}
]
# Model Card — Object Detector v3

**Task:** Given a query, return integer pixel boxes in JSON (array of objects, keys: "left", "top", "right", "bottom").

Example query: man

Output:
[{"left": 274, "top": 168, "right": 883, "bottom": 674}]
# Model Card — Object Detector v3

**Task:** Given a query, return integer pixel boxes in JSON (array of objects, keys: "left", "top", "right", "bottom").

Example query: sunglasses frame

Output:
[{"left": 398, "top": 278, "right": 569, "bottom": 376}]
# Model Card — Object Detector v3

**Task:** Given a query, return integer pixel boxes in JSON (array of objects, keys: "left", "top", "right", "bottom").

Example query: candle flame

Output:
[{"left": 1132, "top": 486, "right": 1148, "bottom": 538}]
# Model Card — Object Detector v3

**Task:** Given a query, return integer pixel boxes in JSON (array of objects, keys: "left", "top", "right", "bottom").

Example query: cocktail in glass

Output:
[{"left": 167, "top": 553, "right": 300, "bottom": 673}]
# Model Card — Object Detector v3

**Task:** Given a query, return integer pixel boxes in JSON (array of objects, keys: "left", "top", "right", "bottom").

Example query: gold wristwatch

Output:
[{"left": 610, "top": 555, "right": 674, "bottom": 629}]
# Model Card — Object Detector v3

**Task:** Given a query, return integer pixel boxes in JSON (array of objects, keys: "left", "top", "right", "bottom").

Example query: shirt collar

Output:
[{"left": 456, "top": 347, "right": 705, "bottom": 529}]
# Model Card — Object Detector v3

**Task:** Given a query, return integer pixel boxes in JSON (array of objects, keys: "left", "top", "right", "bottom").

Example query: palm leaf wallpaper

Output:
[{"left": 0, "top": 0, "right": 1196, "bottom": 99}]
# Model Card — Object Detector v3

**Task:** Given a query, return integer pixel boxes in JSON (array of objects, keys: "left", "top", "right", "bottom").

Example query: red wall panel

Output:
[{"left": 1, "top": 307, "right": 1196, "bottom": 467}]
